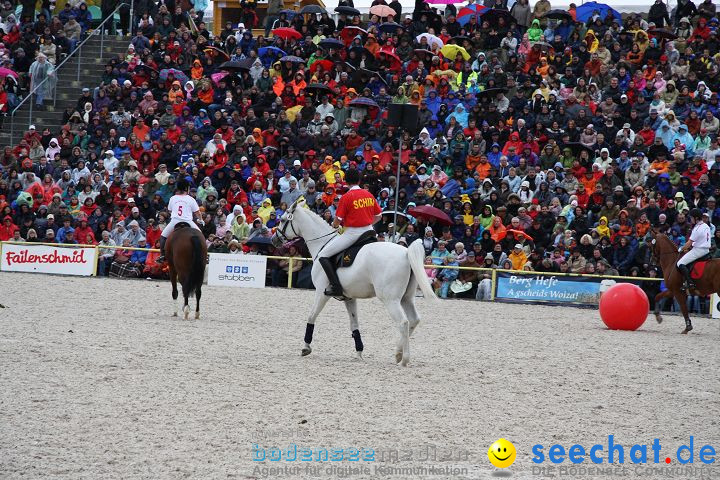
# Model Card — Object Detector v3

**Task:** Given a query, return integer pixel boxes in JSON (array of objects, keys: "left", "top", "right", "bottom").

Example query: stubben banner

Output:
[
  {"left": 1, "top": 243, "right": 97, "bottom": 276},
  {"left": 495, "top": 272, "right": 603, "bottom": 305},
  {"left": 208, "top": 253, "right": 267, "bottom": 288}
]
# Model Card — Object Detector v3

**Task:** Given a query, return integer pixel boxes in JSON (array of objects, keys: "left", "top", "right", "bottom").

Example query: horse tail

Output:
[
  {"left": 407, "top": 239, "right": 438, "bottom": 302},
  {"left": 187, "top": 234, "right": 205, "bottom": 296}
]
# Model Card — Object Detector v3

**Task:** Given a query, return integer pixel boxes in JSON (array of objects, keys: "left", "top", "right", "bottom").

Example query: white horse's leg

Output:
[
  {"left": 302, "top": 290, "right": 330, "bottom": 356},
  {"left": 402, "top": 277, "right": 421, "bottom": 336},
  {"left": 345, "top": 299, "right": 363, "bottom": 360},
  {"left": 385, "top": 300, "right": 410, "bottom": 366}
]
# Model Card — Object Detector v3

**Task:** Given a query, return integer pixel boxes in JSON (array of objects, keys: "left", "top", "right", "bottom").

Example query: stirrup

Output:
[{"left": 156, "top": 255, "right": 166, "bottom": 264}]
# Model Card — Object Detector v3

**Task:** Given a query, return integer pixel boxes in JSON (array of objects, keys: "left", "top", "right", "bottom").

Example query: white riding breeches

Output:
[
  {"left": 318, "top": 225, "right": 375, "bottom": 259},
  {"left": 161, "top": 218, "right": 201, "bottom": 238},
  {"left": 677, "top": 247, "right": 710, "bottom": 267}
]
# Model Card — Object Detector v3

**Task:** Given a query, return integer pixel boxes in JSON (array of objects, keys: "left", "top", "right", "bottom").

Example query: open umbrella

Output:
[
  {"left": 378, "top": 22, "right": 402, "bottom": 34},
  {"left": 457, "top": 4, "right": 488, "bottom": 25},
  {"left": 309, "top": 59, "right": 334, "bottom": 74},
  {"left": 426, "top": 0, "right": 463, "bottom": 4},
  {"left": 203, "top": 46, "right": 230, "bottom": 61},
  {"left": 279, "top": 9, "right": 297, "bottom": 18},
  {"left": 348, "top": 45, "right": 374, "bottom": 58},
  {"left": 413, "top": 48, "right": 435, "bottom": 58},
  {"left": 272, "top": 27, "right": 302, "bottom": 40},
  {"left": 543, "top": 9, "right": 573, "bottom": 20},
  {"left": 408, "top": 205, "right": 452, "bottom": 226},
  {"left": 220, "top": 59, "right": 254, "bottom": 71},
  {"left": 440, "top": 44, "right": 470, "bottom": 61},
  {"left": 377, "top": 51, "right": 402, "bottom": 71},
  {"left": 349, "top": 97, "right": 379, "bottom": 108},
  {"left": 649, "top": 28, "right": 678, "bottom": 40},
  {"left": 335, "top": 5, "right": 360, "bottom": 15},
  {"left": 563, "top": 142, "right": 596, "bottom": 156},
  {"left": 279, "top": 55, "right": 305, "bottom": 63},
  {"left": 575, "top": 2, "right": 620, "bottom": 22},
  {"left": 416, "top": 33, "right": 444, "bottom": 49},
  {"left": 369, "top": 4, "right": 396, "bottom": 17},
  {"left": 0, "top": 67, "right": 18, "bottom": 79},
  {"left": 319, "top": 38, "right": 345, "bottom": 50},
  {"left": 449, "top": 35, "right": 471, "bottom": 44},
  {"left": 159, "top": 68, "right": 188, "bottom": 83},
  {"left": 340, "top": 26, "right": 367, "bottom": 45},
  {"left": 299, "top": 4, "right": 324, "bottom": 15},
  {"left": 305, "top": 83, "right": 332, "bottom": 95},
  {"left": 258, "top": 46, "right": 287, "bottom": 66},
  {"left": 476, "top": 87, "right": 508, "bottom": 98},
  {"left": 482, "top": 8, "right": 515, "bottom": 24}
]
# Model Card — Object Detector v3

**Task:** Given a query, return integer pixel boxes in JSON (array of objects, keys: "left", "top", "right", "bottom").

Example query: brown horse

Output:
[
  {"left": 651, "top": 232, "right": 720, "bottom": 333},
  {"left": 165, "top": 224, "right": 208, "bottom": 320}
]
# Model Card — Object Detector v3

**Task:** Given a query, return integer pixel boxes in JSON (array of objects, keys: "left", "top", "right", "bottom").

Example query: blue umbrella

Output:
[
  {"left": 258, "top": 46, "right": 287, "bottom": 67},
  {"left": 279, "top": 55, "right": 305, "bottom": 63},
  {"left": 159, "top": 68, "right": 188, "bottom": 83},
  {"left": 378, "top": 22, "right": 402, "bottom": 34},
  {"left": 319, "top": 38, "right": 345, "bottom": 50},
  {"left": 575, "top": 2, "right": 621, "bottom": 22},
  {"left": 349, "top": 97, "right": 379, "bottom": 108},
  {"left": 279, "top": 9, "right": 297, "bottom": 19}
]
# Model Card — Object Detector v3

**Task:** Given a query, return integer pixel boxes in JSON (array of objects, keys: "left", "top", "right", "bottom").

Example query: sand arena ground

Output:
[{"left": 1, "top": 272, "right": 718, "bottom": 479}]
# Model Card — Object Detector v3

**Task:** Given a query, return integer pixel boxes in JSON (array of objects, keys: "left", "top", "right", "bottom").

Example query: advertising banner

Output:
[
  {"left": 208, "top": 253, "right": 267, "bottom": 288},
  {"left": 1, "top": 243, "right": 97, "bottom": 276},
  {"left": 495, "top": 272, "right": 604, "bottom": 305}
]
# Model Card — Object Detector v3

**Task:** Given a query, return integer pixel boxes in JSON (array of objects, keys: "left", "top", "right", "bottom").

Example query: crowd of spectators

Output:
[{"left": 0, "top": 0, "right": 719, "bottom": 308}]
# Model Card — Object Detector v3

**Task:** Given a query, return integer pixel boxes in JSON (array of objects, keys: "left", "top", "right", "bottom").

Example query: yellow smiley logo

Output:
[{"left": 488, "top": 438, "right": 517, "bottom": 468}]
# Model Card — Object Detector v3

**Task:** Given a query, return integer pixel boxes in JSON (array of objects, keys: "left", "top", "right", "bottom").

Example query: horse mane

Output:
[
  {"left": 296, "top": 202, "right": 334, "bottom": 233},
  {"left": 655, "top": 233, "right": 677, "bottom": 253}
]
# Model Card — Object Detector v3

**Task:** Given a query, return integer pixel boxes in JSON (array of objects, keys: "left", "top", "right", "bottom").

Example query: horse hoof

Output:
[
  {"left": 172, "top": 312, "right": 178, "bottom": 317},
  {"left": 301, "top": 347, "right": 312, "bottom": 356},
  {"left": 400, "top": 359, "right": 409, "bottom": 367},
  {"left": 195, "top": 312, "right": 200, "bottom": 320},
  {"left": 395, "top": 351, "right": 403, "bottom": 364},
  {"left": 655, "top": 314, "right": 662, "bottom": 324},
  {"left": 681, "top": 326, "right": 693, "bottom": 334},
  {"left": 355, "top": 351, "right": 364, "bottom": 361}
]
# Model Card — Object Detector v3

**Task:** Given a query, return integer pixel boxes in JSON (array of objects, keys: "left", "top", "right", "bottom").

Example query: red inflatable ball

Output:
[{"left": 599, "top": 283, "right": 649, "bottom": 331}]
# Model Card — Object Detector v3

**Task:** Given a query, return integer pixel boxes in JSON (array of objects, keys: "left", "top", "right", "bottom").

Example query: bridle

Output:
[{"left": 274, "top": 208, "right": 337, "bottom": 259}]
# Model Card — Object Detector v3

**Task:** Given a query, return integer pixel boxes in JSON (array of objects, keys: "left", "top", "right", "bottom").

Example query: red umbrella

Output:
[
  {"left": 408, "top": 205, "right": 452, "bottom": 226},
  {"left": 340, "top": 26, "right": 368, "bottom": 46},
  {"left": 377, "top": 51, "right": 402, "bottom": 72},
  {"left": 309, "top": 59, "right": 334, "bottom": 74},
  {"left": 272, "top": 27, "right": 303, "bottom": 40}
]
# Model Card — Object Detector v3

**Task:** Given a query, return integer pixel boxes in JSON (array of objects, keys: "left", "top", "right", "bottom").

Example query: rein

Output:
[{"left": 277, "top": 213, "right": 337, "bottom": 260}]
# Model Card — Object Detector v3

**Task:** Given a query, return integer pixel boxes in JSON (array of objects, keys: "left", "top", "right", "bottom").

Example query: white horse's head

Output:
[{"left": 270, "top": 197, "right": 305, "bottom": 248}]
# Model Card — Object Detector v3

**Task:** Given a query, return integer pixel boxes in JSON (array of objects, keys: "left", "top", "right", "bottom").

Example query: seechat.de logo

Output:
[{"left": 225, "top": 265, "right": 249, "bottom": 274}]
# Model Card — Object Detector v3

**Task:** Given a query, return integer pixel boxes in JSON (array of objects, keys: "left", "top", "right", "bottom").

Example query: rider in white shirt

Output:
[
  {"left": 677, "top": 208, "right": 712, "bottom": 290},
  {"left": 157, "top": 178, "right": 202, "bottom": 263}
]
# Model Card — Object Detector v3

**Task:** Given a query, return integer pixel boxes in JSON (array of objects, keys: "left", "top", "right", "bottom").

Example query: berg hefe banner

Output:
[
  {"left": 495, "top": 272, "right": 603, "bottom": 305},
  {"left": 1, "top": 243, "right": 97, "bottom": 276}
]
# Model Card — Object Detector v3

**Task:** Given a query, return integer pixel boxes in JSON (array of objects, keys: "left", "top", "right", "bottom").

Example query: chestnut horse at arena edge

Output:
[
  {"left": 165, "top": 225, "right": 207, "bottom": 320},
  {"left": 651, "top": 232, "right": 720, "bottom": 334}
]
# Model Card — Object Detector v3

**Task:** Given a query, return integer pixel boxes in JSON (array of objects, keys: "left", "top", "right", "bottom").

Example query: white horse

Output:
[{"left": 271, "top": 198, "right": 437, "bottom": 366}]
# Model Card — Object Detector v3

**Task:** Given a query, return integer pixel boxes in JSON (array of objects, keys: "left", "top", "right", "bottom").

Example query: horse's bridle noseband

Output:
[{"left": 275, "top": 209, "right": 337, "bottom": 259}]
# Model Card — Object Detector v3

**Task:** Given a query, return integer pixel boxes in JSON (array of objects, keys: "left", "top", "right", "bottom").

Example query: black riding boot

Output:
[
  {"left": 319, "top": 257, "right": 344, "bottom": 297},
  {"left": 156, "top": 236, "right": 167, "bottom": 263},
  {"left": 678, "top": 264, "right": 693, "bottom": 291}
]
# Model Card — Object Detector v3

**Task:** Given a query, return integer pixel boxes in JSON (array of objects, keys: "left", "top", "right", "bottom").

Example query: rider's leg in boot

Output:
[
  {"left": 678, "top": 263, "right": 692, "bottom": 290},
  {"left": 319, "top": 257, "right": 343, "bottom": 297},
  {"left": 157, "top": 236, "right": 167, "bottom": 263}
]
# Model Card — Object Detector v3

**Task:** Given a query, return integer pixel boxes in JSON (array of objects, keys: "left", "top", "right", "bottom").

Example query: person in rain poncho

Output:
[{"left": 29, "top": 53, "right": 56, "bottom": 108}]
